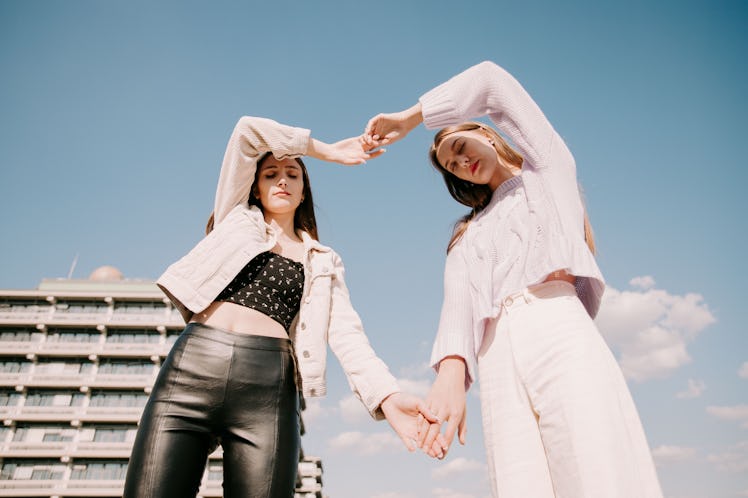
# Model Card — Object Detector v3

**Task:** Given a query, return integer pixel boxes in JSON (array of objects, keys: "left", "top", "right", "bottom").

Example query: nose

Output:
[
  {"left": 460, "top": 155, "right": 471, "bottom": 168},
  {"left": 278, "top": 178, "right": 287, "bottom": 187}
]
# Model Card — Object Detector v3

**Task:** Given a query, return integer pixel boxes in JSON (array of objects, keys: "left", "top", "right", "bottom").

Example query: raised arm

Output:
[
  {"left": 213, "top": 116, "right": 382, "bottom": 225},
  {"left": 365, "top": 61, "right": 570, "bottom": 170}
]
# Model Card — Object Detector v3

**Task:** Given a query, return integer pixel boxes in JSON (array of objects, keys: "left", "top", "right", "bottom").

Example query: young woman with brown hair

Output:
[{"left": 123, "top": 116, "right": 435, "bottom": 498}]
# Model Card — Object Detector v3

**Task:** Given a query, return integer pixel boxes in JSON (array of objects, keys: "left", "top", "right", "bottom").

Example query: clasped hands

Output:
[{"left": 380, "top": 356, "right": 468, "bottom": 460}]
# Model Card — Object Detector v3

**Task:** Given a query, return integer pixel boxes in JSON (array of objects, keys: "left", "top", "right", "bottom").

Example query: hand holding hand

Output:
[
  {"left": 363, "top": 103, "right": 423, "bottom": 148},
  {"left": 306, "top": 135, "right": 385, "bottom": 166},
  {"left": 418, "top": 356, "right": 467, "bottom": 459},
  {"left": 380, "top": 392, "right": 439, "bottom": 452}
]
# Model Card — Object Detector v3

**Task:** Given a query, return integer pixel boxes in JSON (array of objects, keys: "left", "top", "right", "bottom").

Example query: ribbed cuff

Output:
[
  {"left": 288, "top": 127, "right": 311, "bottom": 157},
  {"left": 430, "top": 333, "right": 475, "bottom": 389},
  {"left": 419, "top": 86, "right": 462, "bottom": 130}
]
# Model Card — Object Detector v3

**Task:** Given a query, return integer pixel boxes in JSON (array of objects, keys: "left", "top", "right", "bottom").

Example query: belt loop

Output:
[{"left": 522, "top": 287, "right": 532, "bottom": 304}]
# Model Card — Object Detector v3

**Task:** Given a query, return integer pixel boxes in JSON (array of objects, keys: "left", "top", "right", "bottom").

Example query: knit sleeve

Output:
[
  {"left": 430, "top": 239, "right": 476, "bottom": 389},
  {"left": 419, "top": 60, "right": 572, "bottom": 170},
  {"left": 213, "top": 116, "right": 311, "bottom": 225}
]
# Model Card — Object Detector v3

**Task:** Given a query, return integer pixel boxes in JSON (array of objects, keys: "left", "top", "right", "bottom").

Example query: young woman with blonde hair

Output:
[{"left": 364, "top": 61, "right": 663, "bottom": 498}]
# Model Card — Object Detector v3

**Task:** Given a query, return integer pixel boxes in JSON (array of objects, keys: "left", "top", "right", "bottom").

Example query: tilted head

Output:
[
  {"left": 429, "top": 122, "right": 523, "bottom": 250},
  {"left": 205, "top": 152, "right": 318, "bottom": 240},
  {"left": 429, "top": 122, "right": 524, "bottom": 206}
]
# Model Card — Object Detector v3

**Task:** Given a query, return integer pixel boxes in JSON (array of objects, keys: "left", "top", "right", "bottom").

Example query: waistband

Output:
[
  {"left": 183, "top": 322, "right": 294, "bottom": 352},
  {"left": 500, "top": 280, "right": 577, "bottom": 310}
]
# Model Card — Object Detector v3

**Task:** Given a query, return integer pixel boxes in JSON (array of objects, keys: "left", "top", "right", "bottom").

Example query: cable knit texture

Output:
[{"left": 423, "top": 62, "right": 606, "bottom": 386}]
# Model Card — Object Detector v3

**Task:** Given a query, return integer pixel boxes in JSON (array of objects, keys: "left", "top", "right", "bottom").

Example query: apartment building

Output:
[{"left": 0, "top": 266, "right": 323, "bottom": 497}]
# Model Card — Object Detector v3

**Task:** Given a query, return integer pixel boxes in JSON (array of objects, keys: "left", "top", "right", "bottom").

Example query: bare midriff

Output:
[
  {"left": 190, "top": 301, "right": 289, "bottom": 338},
  {"left": 543, "top": 269, "right": 577, "bottom": 285}
]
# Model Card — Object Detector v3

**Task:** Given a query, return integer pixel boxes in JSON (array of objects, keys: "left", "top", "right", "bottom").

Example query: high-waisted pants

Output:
[
  {"left": 478, "top": 281, "right": 663, "bottom": 498},
  {"left": 123, "top": 323, "right": 301, "bottom": 498}
]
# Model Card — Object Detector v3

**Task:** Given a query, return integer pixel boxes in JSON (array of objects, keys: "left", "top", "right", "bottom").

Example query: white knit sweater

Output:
[{"left": 422, "top": 61, "right": 606, "bottom": 386}]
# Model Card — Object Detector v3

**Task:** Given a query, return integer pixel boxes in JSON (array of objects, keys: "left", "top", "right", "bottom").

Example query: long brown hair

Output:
[
  {"left": 205, "top": 152, "right": 319, "bottom": 240},
  {"left": 429, "top": 122, "right": 595, "bottom": 254}
]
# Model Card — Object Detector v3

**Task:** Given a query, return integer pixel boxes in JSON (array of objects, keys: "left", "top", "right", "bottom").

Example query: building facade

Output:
[{"left": 0, "top": 267, "right": 323, "bottom": 497}]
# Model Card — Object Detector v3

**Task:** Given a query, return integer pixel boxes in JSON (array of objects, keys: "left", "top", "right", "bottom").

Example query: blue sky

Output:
[{"left": 1, "top": 1, "right": 746, "bottom": 497}]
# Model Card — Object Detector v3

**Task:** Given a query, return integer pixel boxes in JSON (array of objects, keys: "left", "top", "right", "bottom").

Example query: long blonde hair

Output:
[{"left": 429, "top": 122, "right": 596, "bottom": 254}]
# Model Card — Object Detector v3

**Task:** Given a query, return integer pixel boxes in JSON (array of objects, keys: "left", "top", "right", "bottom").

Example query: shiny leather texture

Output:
[{"left": 123, "top": 323, "right": 300, "bottom": 498}]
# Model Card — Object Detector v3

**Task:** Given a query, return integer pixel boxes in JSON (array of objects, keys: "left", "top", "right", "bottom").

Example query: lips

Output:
[{"left": 470, "top": 161, "right": 479, "bottom": 175}]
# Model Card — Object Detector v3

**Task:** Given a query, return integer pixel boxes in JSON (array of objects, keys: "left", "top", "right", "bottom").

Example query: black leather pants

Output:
[{"left": 123, "top": 323, "right": 301, "bottom": 498}]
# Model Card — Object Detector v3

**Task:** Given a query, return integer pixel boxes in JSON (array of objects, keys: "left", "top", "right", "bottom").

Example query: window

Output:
[
  {"left": 46, "top": 328, "right": 100, "bottom": 343},
  {"left": 13, "top": 425, "right": 75, "bottom": 443},
  {"left": 105, "top": 329, "right": 160, "bottom": 344},
  {"left": 0, "top": 460, "right": 65, "bottom": 480},
  {"left": 25, "top": 390, "right": 85, "bottom": 407},
  {"left": 207, "top": 463, "right": 223, "bottom": 481},
  {"left": 42, "top": 430, "right": 74, "bottom": 442},
  {"left": 70, "top": 460, "right": 128, "bottom": 480},
  {"left": 98, "top": 360, "right": 154, "bottom": 375},
  {"left": 0, "top": 328, "right": 42, "bottom": 342},
  {"left": 36, "top": 360, "right": 93, "bottom": 375},
  {"left": 0, "top": 390, "right": 21, "bottom": 406},
  {"left": 113, "top": 301, "right": 164, "bottom": 315},
  {"left": 0, "top": 299, "right": 50, "bottom": 315},
  {"left": 79, "top": 424, "right": 137, "bottom": 443},
  {"left": 55, "top": 301, "right": 108, "bottom": 314},
  {"left": 0, "top": 358, "right": 31, "bottom": 373},
  {"left": 89, "top": 391, "right": 148, "bottom": 408},
  {"left": 92, "top": 425, "right": 131, "bottom": 443}
]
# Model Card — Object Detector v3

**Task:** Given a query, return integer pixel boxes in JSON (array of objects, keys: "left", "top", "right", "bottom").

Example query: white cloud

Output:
[
  {"left": 676, "top": 379, "right": 707, "bottom": 399},
  {"left": 397, "top": 377, "right": 432, "bottom": 398},
  {"left": 706, "top": 405, "right": 748, "bottom": 428},
  {"left": 651, "top": 445, "right": 697, "bottom": 465},
  {"left": 594, "top": 280, "right": 716, "bottom": 381},
  {"left": 432, "top": 488, "right": 480, "bottom": 498},
  {"left": 431, "top": 457, "right": 486, "bottom": 480},
  {"left": 739, "top": 362, "right": 748, "bottom": 379},
  {"left": 630, "top": 275, "right": 656, "bottom": 290},
  {"left": 328, "top": 431, "right": 403, "bottom": 455},
  {"left": 339, "top": 394, "right": 370, "bottom": 425},
  {"left": 300, "top": 398, "right": 328, "bottom": 430},
  {"left": 371, "top": 493, "right": 418, "bottom": 498},
  {"left": 707, "top": 441, "right": 748, "bottom": 473},
  {"left": 399, "top": 361, "right": 433, "bottom": 379}
]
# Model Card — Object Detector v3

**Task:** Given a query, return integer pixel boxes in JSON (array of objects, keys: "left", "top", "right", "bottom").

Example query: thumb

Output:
[{"left": 458, "top": 415, "right": 467, "bottom": 445}]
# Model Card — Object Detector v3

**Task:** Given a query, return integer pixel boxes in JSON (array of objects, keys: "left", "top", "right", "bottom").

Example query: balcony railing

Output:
[
  {"left": 1, "top": 405, "right": 144, "bottom": 423},
  {"left": 0, "top": 372, "right": 157, "bottom": 390},
  {"left": 0, "top": 476, "right": 225, "bottom": 497},
  {"left": 0, "top": 340, "right": 173, "bottom": 358}
]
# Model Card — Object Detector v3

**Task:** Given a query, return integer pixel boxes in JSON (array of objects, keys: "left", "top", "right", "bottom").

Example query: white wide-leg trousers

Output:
[{"left": 477, "top": 281, "right": 663, "bottom": 498}]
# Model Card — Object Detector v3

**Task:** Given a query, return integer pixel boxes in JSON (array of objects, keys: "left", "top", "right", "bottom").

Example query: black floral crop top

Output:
[{"left": 215, "top": 252, "right": 305, "bottom": 330}]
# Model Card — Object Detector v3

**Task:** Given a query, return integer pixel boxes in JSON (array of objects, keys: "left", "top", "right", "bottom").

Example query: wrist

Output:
[
  {"left": 404, "top": 102, "right": 423, "bottom": 131},
  {"left": 380, "top": 391, "right": 400, "bottom": 410},
  {"left": 305, "top": 138, "right": 330, "bottom": 161},
  {"left": 438, "top": 356, "right": 466, "bottom": 383}
]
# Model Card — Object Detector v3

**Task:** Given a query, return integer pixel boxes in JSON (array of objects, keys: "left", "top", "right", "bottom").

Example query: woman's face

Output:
[
  {"left": 255, "top": 156, "right": 305, "bottom": 217},
  {"left": 435, "top": 130, "right": 505, "bottom": 189}
]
